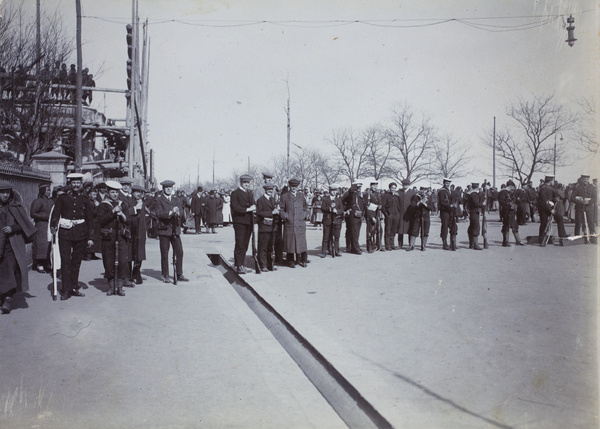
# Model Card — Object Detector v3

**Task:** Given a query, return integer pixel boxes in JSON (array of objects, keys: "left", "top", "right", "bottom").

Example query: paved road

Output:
[{"left": 0, "top": 216, "right": 597, "bottom": 428}]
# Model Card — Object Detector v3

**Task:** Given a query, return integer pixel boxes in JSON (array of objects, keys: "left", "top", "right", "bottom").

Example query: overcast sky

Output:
[{"left": 9, "top": 0, "right": 599, "bottom": 187}]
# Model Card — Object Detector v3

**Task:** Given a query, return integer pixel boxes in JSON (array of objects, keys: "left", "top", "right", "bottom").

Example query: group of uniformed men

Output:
[{"left": 48, "top": 170, "right": 597, "bottom": 297}]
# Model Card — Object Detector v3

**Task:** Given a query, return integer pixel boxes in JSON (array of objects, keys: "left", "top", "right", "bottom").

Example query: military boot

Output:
[
  {"left": 468, "top": 235, "right": 474, "bottom": 249},
  {"left": 334, "top": 241, "right": 342, "bottom": 257},
  {"left": 319, "top": 243, "right": 327, "bottom": 258},
  {"left": 450, "top": 235, "right": 457, "bottom": 251},
  {"left": 442, "top": 237, "right": 449, "bottom": 250},
  {"left": 422, "top": 236, "right": 428, "bottom": 251},
  {"left": 514, "top": 232, "right": 526, "bottom": 246},
  {"left": 406, "top": 236, "right": 416, "bottom": 251},
  {"left": 502, "top": 233, "right": 510, "bottom": 247},
  {"left": 116, "top": 279, "right": 126, "bottom": 296},
  {"left": 472, "top": 236, "right": 483, "bottom": 250}
]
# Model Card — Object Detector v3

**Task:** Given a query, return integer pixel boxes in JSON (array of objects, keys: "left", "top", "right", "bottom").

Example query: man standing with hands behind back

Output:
[{"left": 230, "top": 174, "right": 256, "bottom": 274}]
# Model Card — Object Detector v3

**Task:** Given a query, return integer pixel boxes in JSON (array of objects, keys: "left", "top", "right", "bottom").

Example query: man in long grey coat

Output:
[{"left": 280, "top": 178, "right": 308, "bottom": 268}]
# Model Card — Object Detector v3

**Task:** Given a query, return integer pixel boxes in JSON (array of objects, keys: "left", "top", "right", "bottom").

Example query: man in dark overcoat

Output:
[
  {"left": 151, "top": 180, "right": 189, "bottom": 283},
  {"left": 437, "top": 178, "right": 454, "bottom": 250},
  {"left": 396, "top": 178, "right": 414, "bottom": 248},
  {"left": 381, "top": 182, "right": 400, "bottom": 250},
  {"left": 280, "top": 178, "right": 309, "bottom": 267},
  {"left": 498, "top": 180, "right": 525, "bottom": 246},
  {"left": 230, "top": 174, "right": 256, "bottom": 274},
  {"left": 467, "top": 182, "right": 484, "bottom": 250},
  {"left": 50, "top": 173, "right": 95, "bottom": 300},
  {"left": 572, "top": 174, "right": 597, "bottom": 243},
  {"left": 255, "top": 184, "right": 279, "bottom": 271}
]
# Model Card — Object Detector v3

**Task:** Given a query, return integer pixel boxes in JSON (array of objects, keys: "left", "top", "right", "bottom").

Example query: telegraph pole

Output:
[
  {"left": 74, "top": 0, "right": 83, "bottom": 171},
  {"left": 493, "top": 116, "right": 496, "bottom": 188}
]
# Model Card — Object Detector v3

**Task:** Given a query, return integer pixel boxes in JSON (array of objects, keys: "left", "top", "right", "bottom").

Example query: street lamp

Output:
[{"left": 554, "top": 132, "right": 563, "bottom": 177}]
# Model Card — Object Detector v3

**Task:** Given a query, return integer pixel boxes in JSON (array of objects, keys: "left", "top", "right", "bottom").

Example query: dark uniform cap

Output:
[
  {"left": 197, "top": 186, "right": 203, "bottom": 192},
  {"left": 0, "top": 181, "right": 13, "bottom": 191},
  {"left": 95, "top": 182, "right": 107, "bottom": 189},
  {"left": 388, "top": 182, "right": 397, "bottom": 189},
  {"left": 82, "top": 181, "right": 93, "bottom": 189},
  {"left": 419, "top": 187, "right": 428, "bottom": 191},
  {"left": 288, "top": 178, "right": 301, "bottom": 186},
  {"left": 160, "top": 180, "right": 176, "bottom": 187},
  {"left": 239, "top": 174, "right": 252, "bottom": 183},
  {"left": 119, "top": 177, "right": 134, "bottom": 185},
  {"left": 471, "top": 182, "right": 479, "bottom": 188},
  {"left": 506, "top": 180, "right": 516, "bottom": 187},
  {"left": 132, "top": 184, "right": 146, "bottom": 193},
  {"left": 401, "top": 179, "right": 410, "bottom": 185},
  {"left": 581, "top": 174, "right": 590, "bottom": 179},
  {"left": 544, "top": 175, "right": 555, "bottom": 182}
]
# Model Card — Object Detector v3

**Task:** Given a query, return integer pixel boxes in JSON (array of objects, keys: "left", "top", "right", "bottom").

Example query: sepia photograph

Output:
[{"left": 0, "top": 0, "right": 598, "bottom": 427}]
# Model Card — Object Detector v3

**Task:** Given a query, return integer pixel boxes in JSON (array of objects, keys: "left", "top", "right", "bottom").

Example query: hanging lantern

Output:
[{"left": 565, "top": 15, "right": 577, "bottom": 47}]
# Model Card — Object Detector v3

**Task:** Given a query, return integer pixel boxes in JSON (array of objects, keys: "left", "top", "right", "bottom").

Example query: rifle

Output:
[
  {"left": 51, "top": 227, "right": 59, "bottom": 301},
  {"left": 251, "top": 214, "right": 261, "bottom": 274},
  {"left": 583, "top": 210, "right": 590, "bottom": 244},
  {"left": 330, "top": 199, "right": 336, "bottom": 258},
  {"left": 172, "top": 211, "right": 179, "bottom": 284},
  {"left": 376, "top": 210, "right": 383, "bottom": 251},
  {"left": 541, "top": 213, "right": 553, "bottom": 247},
  {"left": 482, "top": 181, "right": 489, "bottom": 249},
  {"left": 420, "top": 205, "right": 424, "bottom": 251},
  {"left": 113, "top": 206, "right": 121, "bottom": 296}
]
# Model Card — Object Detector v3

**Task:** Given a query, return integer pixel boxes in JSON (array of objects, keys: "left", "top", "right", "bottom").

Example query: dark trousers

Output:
[
  {"left": 345, "top": 215, "right": 362, "bottom": 253},
  {"left": 384, "top": 214, "right": 399, "bottom": 249},
  {"left": 233, "top": 223, "right": 252, "bottom": 267},
  {"left": 409, "top": 215, "right": 430, "bottom": 237},
  {"left": 159, "top": 234, "right": 183, "bottom": 276},
  {"left": 58, "top": 237, "right": 87, "bottom": 294},
  {"left": 575, "top": 207, "right": 596, "bottom": 236},
  {"left": 101, "top": 238, "right": 128, "bottom": 280},
  {"left": 529, "top": 203, "right": 536, "bottom": 222},
  {"left": 274, "top": 221, "right": 284, "bottom": 262},
  {"left": 257, "top": 231, "right": 275, "bottom": 268},
  {"left": 322, "top": 219, "right": 342, "bottom": 251},
  {"left": 501, "top": 209, "right": 519, "bottom": 234},
  {"left": 540, "top": 210, "right": 568, "bottom": 238},
  {"left": 468, "top": 211, "right": 480, "bottom": 237},
  {"left": 194, "top": 215, "right": 202, "bottom": 232}
]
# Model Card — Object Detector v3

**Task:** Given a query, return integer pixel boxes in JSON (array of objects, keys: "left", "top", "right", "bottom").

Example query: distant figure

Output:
[{"left": 29, "top": 183, "right": 54, "bottom": 273}]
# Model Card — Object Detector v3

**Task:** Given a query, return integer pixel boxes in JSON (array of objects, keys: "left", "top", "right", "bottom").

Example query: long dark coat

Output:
[
  {"left": 29, "top": 196, "right": 54, "bottom": 259},
  {"left": 204, "top": 195, "right": 223, "bottom": 225},
  {"left": 0, "top": 191, "right": 36, "bottom": 294},
  {"left": 129, "top": 199, "right": 147, "bottom": 261},
  {"left": 280, "top": 191, "right": 308, "bottom": 253},
  {"left": 397, "top": 189, "right": 415, "bottom": 234}
]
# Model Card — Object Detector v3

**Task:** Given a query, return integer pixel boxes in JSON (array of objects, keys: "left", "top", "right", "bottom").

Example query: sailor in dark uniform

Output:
[
  {"left": 381, "top": 182, "right": 400, "bottom": 251},
  {"left": 498, "top": 180, "right": 525, "bottom": 246},
  {"left": 363, "top": 180, "right": 382, "bottom": 253},
  {"left": 437, "top": 178, "right": 453, "bottom": 250},
  {"left": 320, "top": 185, "right": 344, "bottom": 257},
  {"left": 50, "top": 173, "right": 95, "bottom": 299},
  {"left": 467, "top": 182, "right": 484, "bottom": 250},
  {"left": 538, "top": 175, "right": 568, "bottom": 243},
  {"left": 96, "top": 181, "right": 129, "bottom": 296},
  {"left": 342, "top": 180, "right": 364, "bottom": 255},
  {"left": 572, "top": 174, "right": 596, "bottom": 243}
]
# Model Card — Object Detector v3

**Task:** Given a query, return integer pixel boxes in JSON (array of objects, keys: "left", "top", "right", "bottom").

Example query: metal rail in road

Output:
[{"left": 208, "top": 253, "right": 394, "bottom": 429}]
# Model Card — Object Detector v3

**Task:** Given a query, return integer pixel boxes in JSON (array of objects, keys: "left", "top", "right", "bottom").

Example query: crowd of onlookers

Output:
[{"left": 1, "top": 61, "right": 96, "bottom": 105}]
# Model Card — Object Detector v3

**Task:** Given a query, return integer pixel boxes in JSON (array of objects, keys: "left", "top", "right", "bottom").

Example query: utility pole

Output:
[
  {"left": 74, "top": 0, "right": 83, "bottom": 172},
  {"left": 285, "top": 79, "right": 291, "bottom": 179},
  {"left": 493, "top": 116, "right": 496, "bottom": 188}
]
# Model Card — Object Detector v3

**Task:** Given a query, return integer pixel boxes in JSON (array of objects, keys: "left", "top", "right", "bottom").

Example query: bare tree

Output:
[
  {"left": 574, "top": 97, "right": 598, "bottom": 156},
  {"left": 432, "top": 134, "right": 472, "bottom": 182},
  {"left": 385, "top": 103, "right": 437, "bottom": 185},
  {"left": 487, "top": 94, "right": 577, "bottom": 185},
  {"left": 361, "top": 125, "right": 393, "bottom": 180},
  {"left": 328, "top": 128, "right": 369, "bottom": 183}
]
